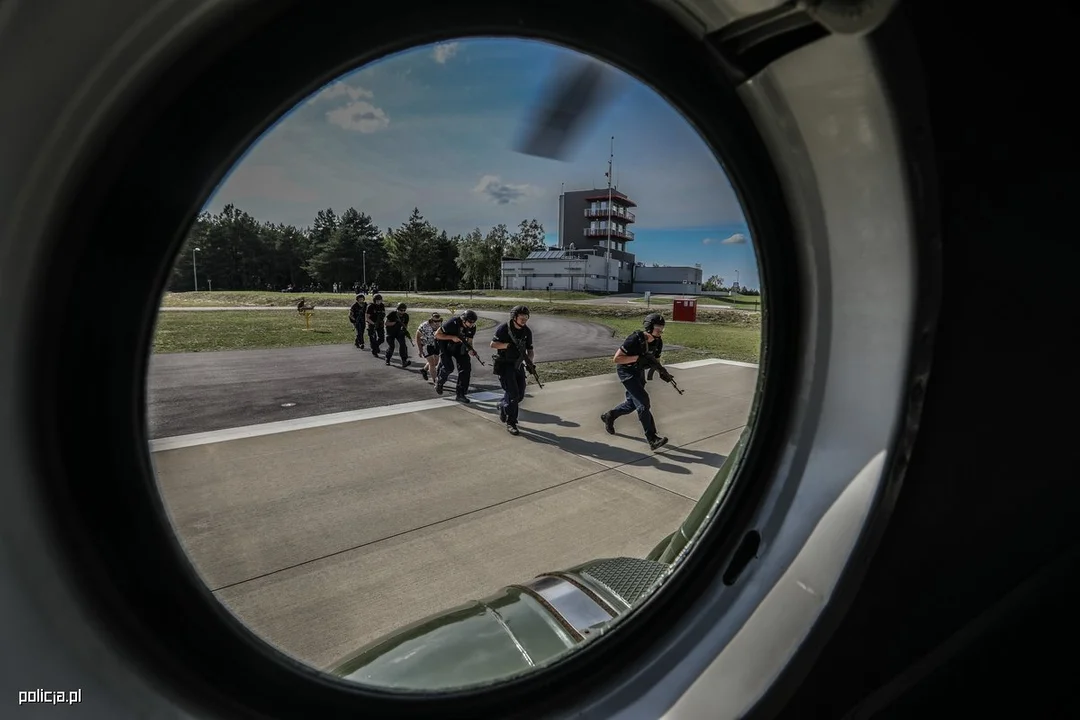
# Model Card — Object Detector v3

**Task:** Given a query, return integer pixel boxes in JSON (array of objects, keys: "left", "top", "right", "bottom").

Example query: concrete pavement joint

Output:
[
  {"left": 205, "top": 418, "right": 747, "bottom": 594},
  {"left": 208, "top": 463, "right": 618, "bottom": 593},
  {"left": 609, "top": 466, "right": 700, "bottom": 502},
  {"left": 603, "top": 424, "right": 750, "bottom": 502}
]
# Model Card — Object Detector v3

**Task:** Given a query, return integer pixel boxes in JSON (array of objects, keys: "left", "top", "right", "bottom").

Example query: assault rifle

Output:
[
  {"left": 641, "top": 353, "right": 684, "bottom": 395},
  {"left": 507, "top": 327, "right": 543, "bottom": 389},
  {"left": 459, "top": 335, "right": 486, "bottom": 366}
]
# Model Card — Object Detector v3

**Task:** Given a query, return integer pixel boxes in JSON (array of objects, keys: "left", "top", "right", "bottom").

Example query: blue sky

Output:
[{"left": 206, "top": 38, "right": 760, "bottom": 289}]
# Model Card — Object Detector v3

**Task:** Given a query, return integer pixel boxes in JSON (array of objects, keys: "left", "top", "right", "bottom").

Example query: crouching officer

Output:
[
  {"left": 434, "top": 309, "right": 479, "bottom": 403},
  {"left": 384, "top": 302, "right": 411, "bottom": 368},
  {"left": 601, "top": 312, "right": 671, "bottom": 451},
  {"left": 365, "top": 293, "right": 386, "bottom": 357},
  {"left": 348, "top": 293, "right": 367, "bottom": 349},
  {"left": 490, "top": 305, "right": 533, "bottom": 435}
]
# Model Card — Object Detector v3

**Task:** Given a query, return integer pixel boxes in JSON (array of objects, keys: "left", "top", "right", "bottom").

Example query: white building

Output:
[
  {"left": 500, "top": 174, "right": 705, "bottom": 295},
  {"left": 501, "top": 248, "right": 618, "bottom": 292},
  {"left": 501, "top": 252, "right": 704, "bottom": 295},
  {"left": 632, "top": 264, "right": 704, "bottom": 295}
]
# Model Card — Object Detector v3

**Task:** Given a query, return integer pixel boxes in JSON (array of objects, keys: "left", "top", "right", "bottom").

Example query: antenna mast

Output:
[
  {"left": 605, "top": 136, "right": 614, "bottom": 293},
  {"left": 557, "top": 182, "right": 565, "bottom": 249}
]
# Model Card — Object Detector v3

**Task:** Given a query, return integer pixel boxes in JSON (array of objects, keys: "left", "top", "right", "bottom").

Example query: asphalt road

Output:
[{"left": 146, "top": 311, "right": 627, "bottom": 439}]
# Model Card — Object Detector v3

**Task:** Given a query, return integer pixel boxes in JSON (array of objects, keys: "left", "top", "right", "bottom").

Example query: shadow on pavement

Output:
[
  {"left": 518, "top": 426, "right": 692, "bottom": 475},
  {"left": 516, "top": 408, "right": 581, "bottom": 428},
  {"left": 659, "top": 446, "right": 729, "bottom": 469}
]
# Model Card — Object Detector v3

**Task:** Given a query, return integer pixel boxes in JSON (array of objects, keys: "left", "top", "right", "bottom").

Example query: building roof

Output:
[
  {"left": 525, "top": 250, "right": 568, "bottom": 260},
  {"left": 564, "top": 186, "right": 638, "bottom": 207},
  {"left": 583, "top": 190, "right": 637, "bottom": 207}
]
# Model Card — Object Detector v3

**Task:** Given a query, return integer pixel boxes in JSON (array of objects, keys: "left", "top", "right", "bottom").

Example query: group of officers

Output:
[{"left": 348, "top": 292, "right": 674, "bottom": 449}]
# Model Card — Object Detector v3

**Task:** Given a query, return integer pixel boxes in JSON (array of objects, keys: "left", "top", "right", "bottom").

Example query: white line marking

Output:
[
  {"left": 151, "top": 397, "right": 456, "bottom": 451},
  {"left": 668, "top": 358, "right": 759, "bottom": 369},
  {"left": 149, "top": 358, "right": 758, "bottom": 451}
]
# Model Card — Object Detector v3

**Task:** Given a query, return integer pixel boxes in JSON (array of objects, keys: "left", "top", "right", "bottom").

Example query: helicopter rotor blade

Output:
[{"left": 513, "top": 57, "right": 623, "bottom": 161}]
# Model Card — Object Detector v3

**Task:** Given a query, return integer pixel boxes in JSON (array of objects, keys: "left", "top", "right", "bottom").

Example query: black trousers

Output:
[
  {"left": 367, "top": 323, "right": 384, "bottom": 352},
  {"left": 436, "top": 343, "right": 471, "bottom": 396},
  {"left": 496, "top": 363, "right": 527, "bottom": 425},
  {"left": 386, "top": 329, "right": 408, "bottom": 362},
  {"left": 608, "top": 371, "right": 658, "bottom": 440}
]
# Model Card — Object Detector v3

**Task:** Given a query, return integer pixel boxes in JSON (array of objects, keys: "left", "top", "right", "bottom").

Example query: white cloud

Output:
[
  {"left": 432, "top": 42, "right": 460, "bottom": 64},
  {"left": 307, "top": 81, "right": 389, "bottom": 133},
  {"left": 702, "top": 237, "right": 718, "bottom": 245},
  {"left": 721, "top": 233, "right": 747, "bottom": 244},
  {"left": 472, "top": 175, "right": 538, "bottom": 205},
  {"left": 310, "top": 80, "right": 374, "bottom": 103},
  {"left": 326, "top": 101, "right": 390, "bottom": 133},
  {"left": 218, "top": 164, "right": 317, "bottom": 203}
]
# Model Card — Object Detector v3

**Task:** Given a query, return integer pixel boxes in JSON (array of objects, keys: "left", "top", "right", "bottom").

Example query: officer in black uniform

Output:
[
  {"left": 384, "top": 302, "right": 411, "bottom": 367},
  {"left": 601, "top": 312, "right": 672, "bottom": 451},
  {"left": 364, "top": 293, "right": 386, "bottom": 357},
  {"left": 347, "top": 293, "right": 367, "bottom": 349},
  {"left": 490, "top": 305, "right": 534, "bottom": 435},
  {"left": 434, "top": 309, "right": 479, "bottom": 403},
  {"left": 645, "top": 322, "right": 664, "bottom": 382}
]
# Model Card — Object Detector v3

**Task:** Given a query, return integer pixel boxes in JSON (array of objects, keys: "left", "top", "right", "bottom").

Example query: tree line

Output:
[{"left": 169, "top": 204, "right": 548, "bottom": 293}]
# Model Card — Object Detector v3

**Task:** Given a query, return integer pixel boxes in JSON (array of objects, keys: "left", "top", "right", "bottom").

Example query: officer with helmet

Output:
[
  {"left": 383, "top": 302, "right": 411, "bottom": 368},
  {"left": 364, "top": 293, "right": 387, "bottom": 357},
  {"left": 601, "top": 312, "right": 672, "bottom": 451},
  {"left": 347, "top": 293, "right": 366, "bottom": 349},
  {"left": 434, "top": 309, "right": 479, "bottom": 402},
  {"left": 490, "top": 305, "right": 534, "bottom": 435}
]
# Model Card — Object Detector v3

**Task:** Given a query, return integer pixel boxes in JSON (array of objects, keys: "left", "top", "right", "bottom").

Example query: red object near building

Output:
[{"left": 672, "top": 297, "right": 698, "bottom": 322}]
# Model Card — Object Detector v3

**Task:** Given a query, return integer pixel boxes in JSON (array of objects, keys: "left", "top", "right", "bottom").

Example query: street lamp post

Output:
[
  {"left": 192, "top": 247, "right": 201, "bottom": 291},
  {"left": 363, "top": 250, "right": 367, "bottom": 287}
]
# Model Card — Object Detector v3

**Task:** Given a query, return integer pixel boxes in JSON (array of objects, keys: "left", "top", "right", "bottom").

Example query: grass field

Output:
[
  {"left": 160, "top": 290, "right": 597, "bottom": 308},
  {"left": 152, "top": 311, "right": 497, "bottom": 354},
  {"left": 152, "top": 299, "right": 762, "bottom": 385},
  {"left": 414, "top": 288, "right": 599, "bottom": 301},
  {"left": 161, "top": 291, "right": 761, "bottom": 324},
  {"left": 532, "top": 317, "right": 760, "bottom": 385},
  {"left": 630, "top": 294, "right": 762, "bottom": 308}
]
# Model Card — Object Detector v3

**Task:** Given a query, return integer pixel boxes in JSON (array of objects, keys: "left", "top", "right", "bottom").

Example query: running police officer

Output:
[
  {"left": 490, "top": 305, "right": 533, "bottom": 435},
  {"left": 384, "top": 302, "right": 411, "bottom": 368},
  {"left": 348, "top": 293, "right": 367, "bottom": 349},
  {"left": 415, "top": 312, "right": 441, "bottom": 382},
  {"left": 434, "top": 309, "right": 479, "bottom": 403},
  {"left": 364, "top": 293, "right": 386, "bottom": 358},
  {"left": 601, "top": 312, "right": 672, "bottom": 451}
]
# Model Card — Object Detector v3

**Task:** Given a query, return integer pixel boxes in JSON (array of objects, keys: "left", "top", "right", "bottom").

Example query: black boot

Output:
[
  {"left": 648, "top": 435, "right": 669, "bottom": 451},
  {"left": 601, "top": 412, "right": 615, "bottom": 435}
]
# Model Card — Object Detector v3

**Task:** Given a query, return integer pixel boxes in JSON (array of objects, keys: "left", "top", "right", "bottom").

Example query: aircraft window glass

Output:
[{"left": 147, "top": 37, "right": 763, "bottom": 691}]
